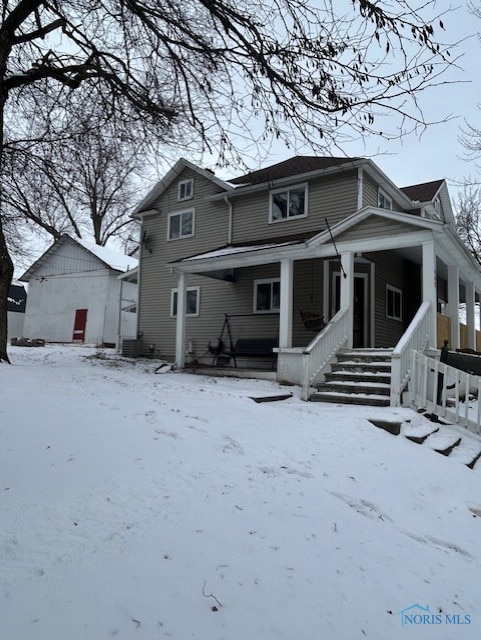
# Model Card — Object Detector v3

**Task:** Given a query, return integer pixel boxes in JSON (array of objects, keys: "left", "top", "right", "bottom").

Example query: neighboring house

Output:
[
  {"left": 7, "top": 283, "right": 27, "bottom": 340},
  {"left": 132, "top": 156, "right": 481, "bottom": 407},
  {"left": 20, "top": 235, "right": 137, "bottom": 346}
]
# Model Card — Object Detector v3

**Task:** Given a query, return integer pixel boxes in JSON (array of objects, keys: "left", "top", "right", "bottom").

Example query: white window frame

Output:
[
  {"left": 178, "top": 178, "right": 194, "bottom": 202},
  {"left": 386, "top": 284, "right": 402, "bottom": 321},
  {"left": 378, "top": 188, "right": 392, "bottom": 210},
  {"left": 253, "top": 278, "right": 280, "bottom": 313},
  {"left": 269, "top": 183, "right": 308, "bottom": 223},
  {"left": 167, "top": 209, "right": 195, "bottom": 240},
  {"left": 170, "top": 286, "right": 200, "bottom": 317}
]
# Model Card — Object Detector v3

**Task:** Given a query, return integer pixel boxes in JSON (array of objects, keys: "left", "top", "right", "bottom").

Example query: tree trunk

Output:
[
  {"left": 0, "top": 77, "right": 13, "bottom": 362},
  {"left": 0, "top": 214, "right": 13, "bottom": 363}
]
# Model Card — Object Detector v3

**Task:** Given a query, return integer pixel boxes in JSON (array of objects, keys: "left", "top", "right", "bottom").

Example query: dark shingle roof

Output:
[
  {"left": 230, "top": 156, "right": 361, "bottom": 186},
  {"left": 400, "top": 179, "right": 444, "bottom": 202}
]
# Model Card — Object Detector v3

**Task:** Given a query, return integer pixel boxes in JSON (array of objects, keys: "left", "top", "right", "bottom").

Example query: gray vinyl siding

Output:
[
  {"left": 363, "top": 173, "right": 404, "bottom": 212},
  {"left": 139, "top": 264, "right": 282, "bottom": 360},
  {"left": 292, "top": 259, "right": 325, "bottom": 347},
  {"left": 140, "top": 167, "right": 229, "bottom": 259},
  {"left": 366, "top": 251, "right": 406, "bottom": 347},
  {"left": 138, "top": 167, "right": 231, "bottom": 355},
  {"left": 336, "top": 216, "right": 416, "bottom": 243},
  {"left": 232, "top": 171, "right": 358, "bottom": 243}
]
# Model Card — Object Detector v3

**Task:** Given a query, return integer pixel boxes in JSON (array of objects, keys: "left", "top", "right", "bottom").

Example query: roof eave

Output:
[{"left": 207, "top": 159, "right": 369, "bottom": 201}]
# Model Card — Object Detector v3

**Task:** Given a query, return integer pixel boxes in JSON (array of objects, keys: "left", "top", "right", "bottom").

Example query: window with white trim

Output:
[
  {"left": 270, "top": 184, "right": 307, "bottom": 222},
  {"left": 168, "top": 209, "right": 195, "bottom": 240},
  {"left": 178, "top": 178, "right": 194, "bottom": 201},
  {"left": 386, "top": 284, "right": 402, "bottom": 321},
  {"left": 378, "top": 188, "right": 392, "bottom": 210},
  {"left": 171, "top": 286, "right": 200, "bottom": 317},
  {"left": 254, "top": 279, "right": 280, "bottom": 312}
]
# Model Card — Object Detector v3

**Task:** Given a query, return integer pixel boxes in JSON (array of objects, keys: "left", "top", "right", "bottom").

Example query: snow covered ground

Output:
[{"left": 2, "top": 345, "right": 481, "bottom": 640}]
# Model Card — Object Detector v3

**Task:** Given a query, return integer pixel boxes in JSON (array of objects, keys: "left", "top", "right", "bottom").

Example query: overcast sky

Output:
[
  {"left": 13, "top": 1, "right": 481, "bottom": 278},
  {"left": 212, "top": 1, "right": 481, "bottom": 194}
]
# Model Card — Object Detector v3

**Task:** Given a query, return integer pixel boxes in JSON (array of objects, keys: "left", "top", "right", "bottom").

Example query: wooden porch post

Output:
[
  {"left": 340, "top": 252, "right": 354, "bottom": 349},
  {"left": 447, "top": 265, "right": 460, "bottom": 349},
  {"left": 422, "top": 240, "right": 437, "bottom": 349},
  {"left": 466, "top": 280, "right": 476, "bottom": 350},
  {"left": 279, "top": 258, "right": 293, "bottom": 348},
  {"left": 175, "top": 271, "right": 187, "bottom": 368}
]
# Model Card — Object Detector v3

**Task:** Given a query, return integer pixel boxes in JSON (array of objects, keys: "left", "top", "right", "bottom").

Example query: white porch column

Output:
[
  {"left": 279, "top": 258, "right": 294, "bottom": 348},
  {"left": 175, "top": 271, "right": 187, "bottom": 368},
  {"left": 447, "top": 265, "right": 460, "bottom": 349},
  {"left": 340, "top": 252, "right": 354, "bottom": 349},
  {"left": 466, "top": 280, "right": 476, "bottom": 349},
  {"left": 422, "top": 240, "right": 437, "bottom": 349}
]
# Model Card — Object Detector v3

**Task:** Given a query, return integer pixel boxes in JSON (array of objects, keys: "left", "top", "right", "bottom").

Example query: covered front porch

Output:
[{"left": 171, "top": 207, "right": 481, "bottom": 405}]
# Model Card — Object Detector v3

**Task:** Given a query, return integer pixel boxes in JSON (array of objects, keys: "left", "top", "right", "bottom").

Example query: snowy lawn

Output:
[{"left": 2, "top": 345, "right": 481, "bottom": 640}]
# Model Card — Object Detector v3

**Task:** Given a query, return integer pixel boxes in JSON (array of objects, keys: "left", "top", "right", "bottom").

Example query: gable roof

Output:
[
  {"left": 132, "top": 157, "right": 234, "bottom": 216},
  {"left": 20, "top": 235, "right": 137, "bottom": 281},
  {"left": 230, "top": 156, "right": 361, "bottom": 185},
  {"left": 75, "top": 238, "right": 137, "bottom": 272},
  {"left": 400, "top": 179, "right": 444, "bottom": 202}
]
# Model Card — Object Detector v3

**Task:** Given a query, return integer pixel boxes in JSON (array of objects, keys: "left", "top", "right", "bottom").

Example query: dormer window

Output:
[
  {"left": 378, "top": 188, "right": 392, "bottom": 210},
  {"left": 270, "top": 183, "right": 307, "bottom": 222},
  {"left": 178, "top": 178, "right": 194, "bottom": 201}
]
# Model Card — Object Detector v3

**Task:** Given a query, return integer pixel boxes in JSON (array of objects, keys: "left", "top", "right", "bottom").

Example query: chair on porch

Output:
[{"left": 299, "top": 310, "right": 326, "bottom": 332}]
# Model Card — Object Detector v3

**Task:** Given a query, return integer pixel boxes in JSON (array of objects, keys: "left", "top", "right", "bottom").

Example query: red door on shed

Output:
[{"left": 72, "top": 309, "right": 88, "bottom": 342}]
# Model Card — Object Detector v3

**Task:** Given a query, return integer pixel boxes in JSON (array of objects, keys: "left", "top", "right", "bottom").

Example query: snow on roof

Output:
[
  {"left": 76, "top": 238, "right": 138, "bottom": 273},
  {"left": 182, "top": 241, "right": 298, "bottom": 261}
]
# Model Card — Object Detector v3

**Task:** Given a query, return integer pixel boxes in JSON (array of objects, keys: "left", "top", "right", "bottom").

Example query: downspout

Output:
[
  {"left": 357, "top": 167, "right": 363, "bottom": 210},
  {"left": 224, "top": 195, "right": 233, "bottom": 244}
]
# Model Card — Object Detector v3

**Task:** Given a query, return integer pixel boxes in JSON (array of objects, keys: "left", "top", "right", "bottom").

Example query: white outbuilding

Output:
[{"left": 20, "top": 235, "right": 138, "bottom": 346}]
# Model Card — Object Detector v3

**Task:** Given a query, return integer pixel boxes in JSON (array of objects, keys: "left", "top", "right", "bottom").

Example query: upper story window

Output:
[
  {"left": 433, "top": 196, "right": 441, "bottom": 213},
  {"left": 254, "top": 278, "right": 280, "bottom": 313},
  {"left": 270, "top": 183, "right": 307, "bottom": 222},
  {"left": 168, "top": 209, "right": 195, "bottom": 240},
  {"left": 178, "top": 178, "right": 194, "bottom": 201},
  {"left": 378, "top": 188, "right": 392, "bottom": 210}
]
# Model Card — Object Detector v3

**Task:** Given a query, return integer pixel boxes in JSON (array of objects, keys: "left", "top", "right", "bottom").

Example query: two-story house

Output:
[{"left": 132, "top": 156, "right": 481, "bottom": 408}]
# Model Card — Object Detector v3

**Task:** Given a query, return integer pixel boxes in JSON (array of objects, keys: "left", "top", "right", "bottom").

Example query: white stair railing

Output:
[
  {"left": 390, "top": 301, "right": 431, "bottom": 406},
  {"left": 301, "top": 307, "right": 349, "bottom": 401},
  {"left": 410, "top": 351, "right": 481, "bottom": 433}
]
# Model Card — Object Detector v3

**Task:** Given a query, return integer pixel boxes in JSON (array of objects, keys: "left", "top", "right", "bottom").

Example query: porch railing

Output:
[
  {"left": 301, "top": 307, "right": 349, "bottom": 401},
  {"left": 410, "top": 351, "right": 481, "bottom": 434},
  {"left": 390, "top": 301, "right": 431, "bottom": 407}
]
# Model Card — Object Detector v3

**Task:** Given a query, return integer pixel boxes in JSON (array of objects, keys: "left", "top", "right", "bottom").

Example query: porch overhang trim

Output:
[
  {"left": 167, "top": 221, "right": 438, "bottom": 275},
  {"left": 436, "top": 226, "right": 481, "bottom": 286}
]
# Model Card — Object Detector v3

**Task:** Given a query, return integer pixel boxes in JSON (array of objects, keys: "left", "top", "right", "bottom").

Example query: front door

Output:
[
  {"left": 72, "top": 309, "right": 88, "bottom": 342},
  {"left": 332, "top": 273, "right": 369, "bottom": 347}
]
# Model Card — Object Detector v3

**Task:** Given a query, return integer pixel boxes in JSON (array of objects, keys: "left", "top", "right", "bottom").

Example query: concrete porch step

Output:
[
  {"left": 310, "top": 390, "right": 391, "bottom": 406},
  {"left": 331, "top": 361, "right": 391, "bottom": 374},
  {"left": 317, "top": 381, "right": 391, "bottom": 396},
  {"left": 337, "top": 348, "right": 393, "bottom": 364},
  {"left": 310, "top": 347, "right": 393, "bottom": 407},
  {"left": 325, "top": 371, "right": 392, "bottom": 385},
  {"left": 368, "top": 418, "right": 481, "bottom": 469}
]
